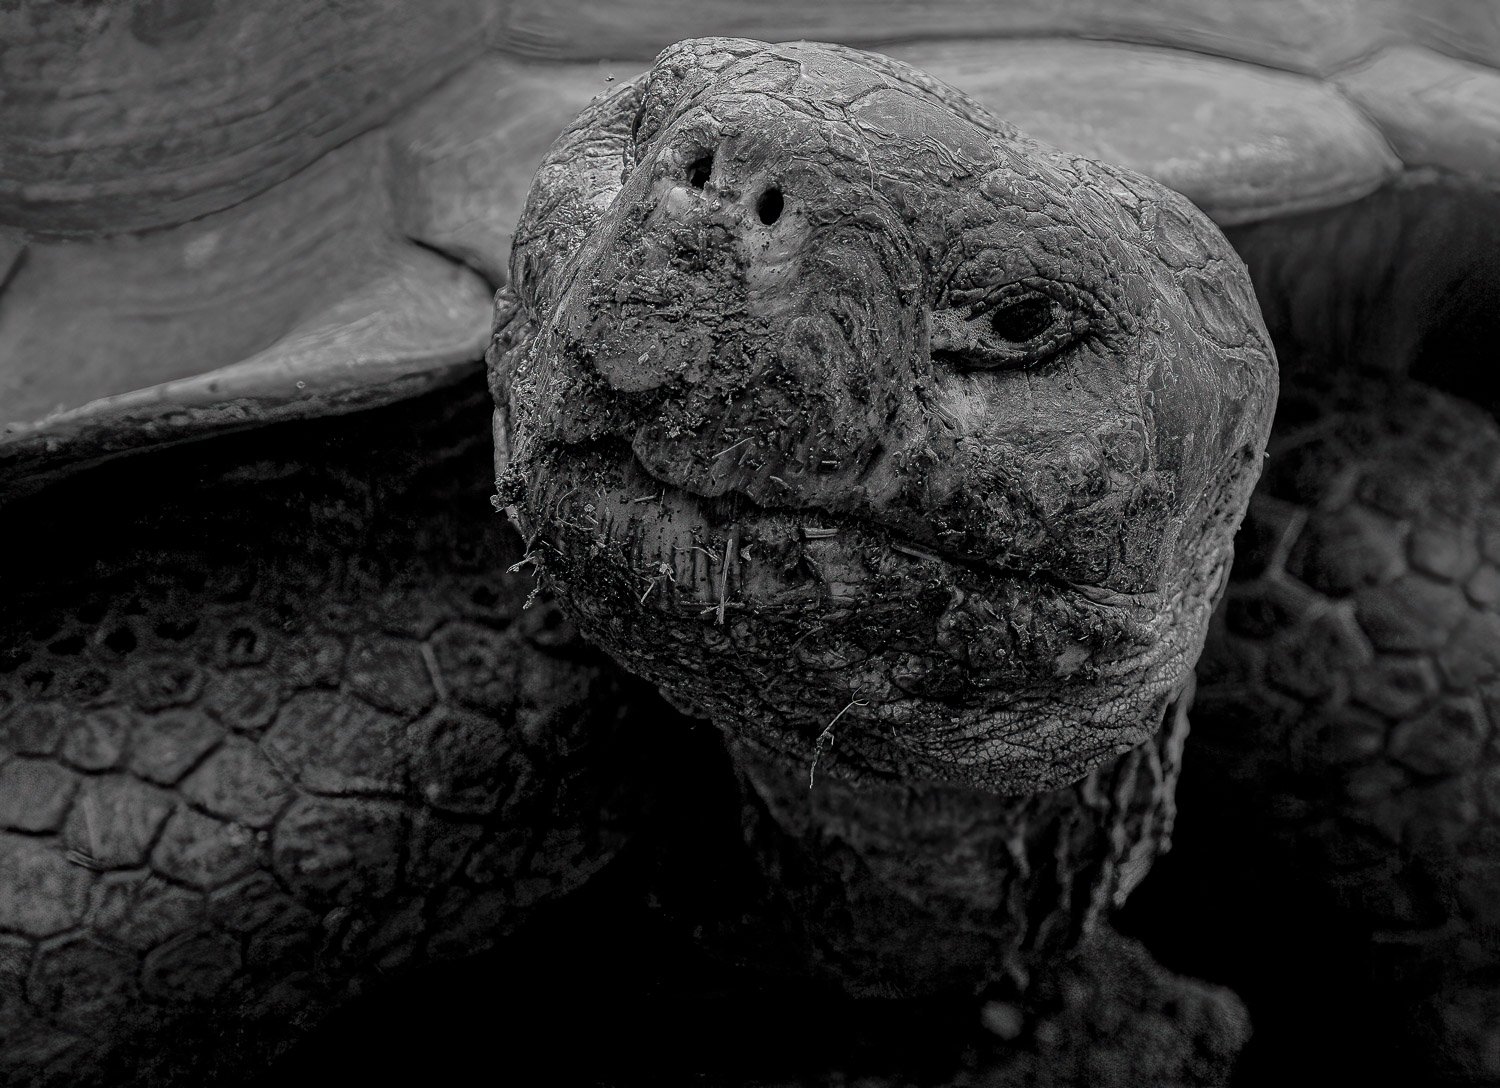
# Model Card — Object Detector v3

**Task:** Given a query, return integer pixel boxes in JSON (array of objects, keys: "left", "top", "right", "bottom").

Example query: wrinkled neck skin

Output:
[{"left": 492, "top": 38, "right": 1277, "bottom": 799}]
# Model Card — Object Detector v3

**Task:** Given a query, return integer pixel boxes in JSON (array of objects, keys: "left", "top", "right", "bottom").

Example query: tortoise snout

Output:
[
  {"left": 660, "top": 139, "right": 787, "bottom": 234},
  {"left": 541, "top": 94, "right": 931, "bottom": 511},
  {"left": 560, "top": 128, "right": 800, "bottom": 398}
]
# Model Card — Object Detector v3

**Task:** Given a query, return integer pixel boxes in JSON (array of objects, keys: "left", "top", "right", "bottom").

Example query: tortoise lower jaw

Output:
[{"left": 501, "top": 434, "right": 1202, "bottom": 793}]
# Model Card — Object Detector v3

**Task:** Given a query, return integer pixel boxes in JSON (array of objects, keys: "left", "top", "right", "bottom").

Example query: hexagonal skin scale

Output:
[
  {"left": 1193, "top": 379, "right": 1500, "bottom": 1080},
  {"left": 0, "top": 387, "right": 655, "bottom": 1084}
]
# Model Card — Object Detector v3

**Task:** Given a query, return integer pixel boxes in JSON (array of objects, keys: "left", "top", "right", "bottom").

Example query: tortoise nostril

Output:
[
  {"left": 756, "top": 187, "right": 784, "bottom": 225},
  {"left": 688, "top": 153, "right": 713, "bottom": 189}
]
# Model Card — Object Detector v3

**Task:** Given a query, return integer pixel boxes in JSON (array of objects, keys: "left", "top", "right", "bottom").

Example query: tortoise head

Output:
[{"left": 493, "top": 38, "right": 1277, "bottom": 794}]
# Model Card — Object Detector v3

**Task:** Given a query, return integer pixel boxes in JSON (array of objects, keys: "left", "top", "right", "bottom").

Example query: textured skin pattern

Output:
[
  {"left": 1195, "top": 377, "right": 1500, "bottom": 1079},
  {"left": 729, "top": 690, "right": 1189, "bottom": 999},
  {"left": 0, "top": 385, "right": 649, "bottom": 1086}
]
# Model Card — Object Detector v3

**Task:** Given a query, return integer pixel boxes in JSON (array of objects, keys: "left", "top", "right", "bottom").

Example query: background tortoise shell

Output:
[{"left": 3, "top": 0, "right": 1495, "bottom": 483}]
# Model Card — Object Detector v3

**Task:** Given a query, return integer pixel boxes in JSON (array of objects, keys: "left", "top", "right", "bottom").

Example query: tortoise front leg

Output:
[
  {"left": 0, "top": 386, "right": 649, "bottom": 1086},
  {"left": 1189, "top": 375, "right": 1500, "bottom": 1080}
]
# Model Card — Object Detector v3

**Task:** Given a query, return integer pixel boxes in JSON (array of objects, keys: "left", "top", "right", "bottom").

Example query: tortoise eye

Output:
[
  {"left": 929, "top": 287, "right": 1083, "bottom": 372},
  {"left": 990, "top": 294, "right": 1056, "bottom": 342}
]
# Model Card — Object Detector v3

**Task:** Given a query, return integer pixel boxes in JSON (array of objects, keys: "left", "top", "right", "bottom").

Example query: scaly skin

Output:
[
  {"left": 1194, "top": 376, "right": 1500, "bottom": 1080},
  {"left": 0, "top": 384, "right": 653, "bottom": 1086},
  {"left": 724, "top": 690, "right": 1189, "bottom": 998}
]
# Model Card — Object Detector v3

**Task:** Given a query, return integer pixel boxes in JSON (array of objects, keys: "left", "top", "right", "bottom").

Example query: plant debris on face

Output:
[{"left": 494, "top": 38, "right": 1278, "bottom": 794}]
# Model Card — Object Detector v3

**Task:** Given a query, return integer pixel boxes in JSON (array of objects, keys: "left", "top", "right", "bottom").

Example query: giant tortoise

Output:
[{"left": 2, "top": 3, "right": 1498, "bottom": 1085}]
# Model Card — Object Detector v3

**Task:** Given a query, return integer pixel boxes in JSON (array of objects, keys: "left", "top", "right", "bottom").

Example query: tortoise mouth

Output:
[
  {"left": 512, "top": 433, "right": 1158, "bottom": 622},
  {"left": 504, "top": 431, "right": 1191, "bottom": 793}
]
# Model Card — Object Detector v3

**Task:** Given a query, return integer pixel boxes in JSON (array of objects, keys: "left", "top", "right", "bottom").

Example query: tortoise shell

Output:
[{"left": 3, "top": 1, "right": 1494, "bottom": 487}]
